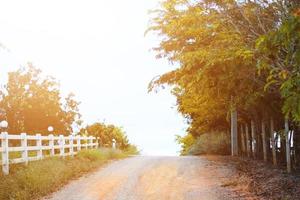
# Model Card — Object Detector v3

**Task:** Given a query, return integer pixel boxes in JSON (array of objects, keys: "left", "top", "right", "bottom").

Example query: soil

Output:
[
  {"left": 43, "top": 156, "right": 258, "bottom": 200},
  {"left": 205, "top": 155, "right": 300, "bottom": 200},
  {"left": 43, "top": 155, "right": 299, "bottom": 200}
]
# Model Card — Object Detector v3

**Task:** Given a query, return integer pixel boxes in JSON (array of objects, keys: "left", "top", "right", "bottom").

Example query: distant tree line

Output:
[
  {"left": 80, "top": 122, "right": 138, "bottom": 151},
  {"left": 148, "top": 0, "right": 300, "bottom": 171}
]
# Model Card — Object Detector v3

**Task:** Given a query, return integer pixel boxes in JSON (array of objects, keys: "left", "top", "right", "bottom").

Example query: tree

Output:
[
  {"left": 147, "top": 0, "right": 298, "bottom": 155},
  {"left": 256, "top": 5, "right": 300, "bottom": 121},
  {"left": 81, "top": 122, "right": 130, "bottom": 150},
  {"left": 0, "top": 64, "right": 81, "bottom": 135}
]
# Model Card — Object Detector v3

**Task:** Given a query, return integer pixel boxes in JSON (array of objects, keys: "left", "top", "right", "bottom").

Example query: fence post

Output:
[
  {"left": 59, "top": 135, "right": 65, "bottom": 158},
  {"left": 245, "top": 124, "right": 251, "bottom": 157},
  {"left": 251, "top": 120, "right": 256, "bottom": 159},
  {"left": 70, "top": 135, "right": 74, "bottom": 157},
  {"left": 49, "top": 134, "right": 55, "bottom": 156},
  {"left": 270, "top": 118, "right": 277, "bottom": 166},
  {"left": 261, "top": 121, "right": 267, "bottom": 162},
  {"left": 285, "top": 119, "right": 291, "bottom": 173},
  {"left": 112, "top": 139, "right": 116, "bottom": 149},
  {"left": 21, "top": 133, "right": 28, "bottom": 165},
  {"left": 89, "top": 136, "right": 93, "bottom": 149},
  {"left": 77, "top": 135, "right": 81, "bottom": 152},
  {"left": 1, "top": 132, "right": 9, "bottom": 175},
  {"left": 96, "top": 137, "right": 100, "bottom": 148},
  {"left": 85, "top": 136, "right": 88, "bottom": 149},
  {"left": 86, "top": 136, "right": 89, "bottom": 149},
  {"left": 36, "top": 134, "right": 42, "bottom": 160}
]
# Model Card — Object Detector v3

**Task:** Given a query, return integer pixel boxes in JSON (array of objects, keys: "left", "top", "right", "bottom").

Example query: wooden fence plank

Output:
[
  {"left": 0, "top": 132, "right": 98, "bottom": 175},
  {"left": 37, "top": 134, "right": 43, "bottom": 160},
  {"left": 70, "top": 135, "right": 74, "bottom": 157},
  {"left": 21, "top": 133, "right": 28, "bottom": 165},
  {"left": 1, "top": 132, "right": 9, "bottom": 175}
]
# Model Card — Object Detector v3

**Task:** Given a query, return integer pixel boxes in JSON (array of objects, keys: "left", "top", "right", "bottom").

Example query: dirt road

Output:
[{"left": 45, "top": 156, "right": 254, "bottom": 200}]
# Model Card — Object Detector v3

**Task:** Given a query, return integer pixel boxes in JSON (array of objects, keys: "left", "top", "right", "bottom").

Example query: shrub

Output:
[
  {"left": 188, "top": 132, "right": 230, "bottom": 155},
  {"left": 124, "top": 144, "right": 140, "bottom": 155},
  {"left": 76, "top": 149, "right": 106, "bottom": 161}
]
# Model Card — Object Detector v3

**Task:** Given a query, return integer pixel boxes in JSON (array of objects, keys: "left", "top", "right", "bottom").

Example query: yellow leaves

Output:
[
  {"left": 293, "top": 8, "right": 300, "bottom": 17},
  {"left": 149, "top": 0, "right": 300, "bottom": 137},
  {"left": 279, "top": 70, "right": 288, "bottom": 80}
]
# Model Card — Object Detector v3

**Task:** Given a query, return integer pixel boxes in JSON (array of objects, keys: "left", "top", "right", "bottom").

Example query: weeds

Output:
[{"left": 0, "top": 148, "right": 128, "bottom": 200}]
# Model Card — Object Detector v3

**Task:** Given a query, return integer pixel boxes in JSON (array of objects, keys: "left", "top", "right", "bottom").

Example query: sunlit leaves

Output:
[
  {"left": 148, "top": 0, "right": 300, "bottom": 152},
  {"left": 81, "top": 123, "right": 130, "bottom": 150},
  {"left": 0, "top": 65, "right": 81, "bottom": 134}
]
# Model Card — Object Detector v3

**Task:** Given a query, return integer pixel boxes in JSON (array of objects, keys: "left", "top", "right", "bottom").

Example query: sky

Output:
[{"left": 0, "top": 0, "right": 187, "bottom": 155}]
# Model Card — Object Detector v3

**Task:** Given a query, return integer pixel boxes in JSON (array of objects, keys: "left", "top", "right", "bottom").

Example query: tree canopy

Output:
[
  {"left": 147, "top": 0, "right": 300, "bottom": 154},
  {"left": 0, "top": 64, "right": 81, "bottom": 135},
  {"left": 80, "top": 122, "right": 138, "bottom": 152}
]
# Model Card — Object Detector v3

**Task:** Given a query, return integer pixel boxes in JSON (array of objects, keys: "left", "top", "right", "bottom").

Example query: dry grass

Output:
[
  {"left": 0, "top": 148, "right": 128, "bottom": 200},
  {"left": 221, "top": 180, "right": 238, "bottom": 187}
]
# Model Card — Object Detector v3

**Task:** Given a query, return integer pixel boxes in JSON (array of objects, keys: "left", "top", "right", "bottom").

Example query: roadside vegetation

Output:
[
  {"left": 0, "top": 63, "right": 138, "bottom": 200},
  {"left": 0, "top": 148, "right": 135, "bottom": 200},
  {"left": 148, "top": 0, "right": 300, "bottom": 165},
  {"left": 207, "top": 156, "right": 300, "bottom": 199},
  {"left": 80, "top": 122, "right": 139, "bottom": 152},
  {"left": 177, "top": 132, "right": 230, "bottom": 156}
]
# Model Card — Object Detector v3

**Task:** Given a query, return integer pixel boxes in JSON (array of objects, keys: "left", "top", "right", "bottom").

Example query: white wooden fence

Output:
[{"left": 0, "top": 132, "right": 98, "bottom": 175}]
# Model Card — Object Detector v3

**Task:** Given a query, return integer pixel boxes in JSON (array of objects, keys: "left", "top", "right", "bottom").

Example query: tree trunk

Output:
[
  {"left": 245, "top": 124, "right": 251, "bottom": 157},
  {"left": 262, "top": 121, "right": 267, "bottom": 162},
  {"left": 240, "top": 125, "right": 246, "bottom": 156},
  {"left": 231, "top": 108, "right": 238, "bottom": 156},
  {"left": 270, "top": 118, "right": 277, "bottom": 166},
  {"left": 285, "top": 119, "right": 291, "bottom": 173},
  {"left": 251, "top": 120, "right": 256, "bottom": 159}
]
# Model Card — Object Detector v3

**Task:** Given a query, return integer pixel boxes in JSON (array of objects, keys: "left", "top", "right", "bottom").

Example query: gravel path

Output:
[{"left": 44, "top": 156, "right": 254, "bottom": 200}]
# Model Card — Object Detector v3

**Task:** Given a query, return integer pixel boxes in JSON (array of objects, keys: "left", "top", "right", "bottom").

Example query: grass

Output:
[
  {"left": 0, "top": 148, "right": 128, "bottom": 200},
  {"left": 221, "top": 180, "right": 238, "bottom": 187},
  {"left": 188, "top": 132, "right": 231, "bottom": 155}
]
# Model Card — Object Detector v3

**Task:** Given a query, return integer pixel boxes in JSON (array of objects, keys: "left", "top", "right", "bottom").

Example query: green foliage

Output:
[
  {"left": 256, "top": 12, "right": 300, "bottom": 121},
  {"left": 0, "top": 149, "right": 127, "bottom": 200}
]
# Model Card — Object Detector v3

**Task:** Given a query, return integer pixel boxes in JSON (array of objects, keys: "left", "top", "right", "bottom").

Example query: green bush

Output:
[
  {"left": 188, "top": 132, "right": 230, "bottom": 155},
  {"left": 0, "top": 148, "right": 128, "bottom": 200}
]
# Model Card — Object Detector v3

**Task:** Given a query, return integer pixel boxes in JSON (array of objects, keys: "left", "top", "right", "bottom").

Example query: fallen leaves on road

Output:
[{"left": 205, "top": 155, "right": 300, "bottom": 200}]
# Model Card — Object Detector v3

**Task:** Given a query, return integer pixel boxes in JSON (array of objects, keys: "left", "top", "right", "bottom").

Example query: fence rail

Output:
[{"left": 0, "top": 132, "right": 99, "bottom": 175}]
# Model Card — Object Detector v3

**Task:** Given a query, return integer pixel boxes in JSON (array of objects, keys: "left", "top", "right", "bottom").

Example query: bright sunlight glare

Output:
[{"left": 0, "top": 0, "right": 187, "bottom": 155}]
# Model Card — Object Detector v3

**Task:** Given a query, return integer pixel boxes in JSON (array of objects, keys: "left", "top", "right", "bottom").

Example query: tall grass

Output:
[
  {"left": 0, "top": 148, "right": 127, "bottom": 200},
  {"left": 188, "top": 132, "right": 231, "bottom": 155}
]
